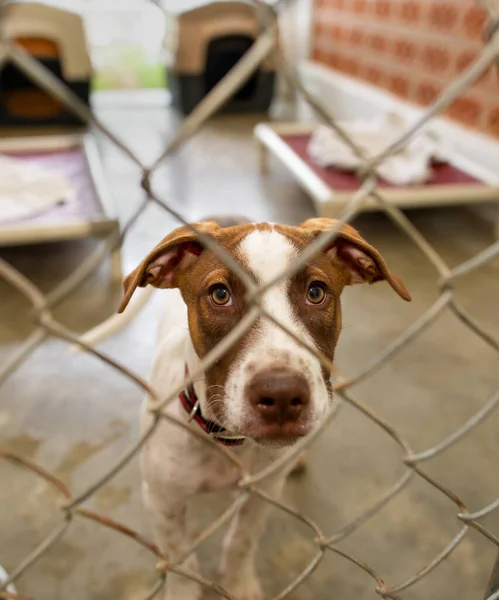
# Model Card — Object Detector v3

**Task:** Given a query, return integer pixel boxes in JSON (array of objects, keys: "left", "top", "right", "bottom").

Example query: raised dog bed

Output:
[
  {"left": 254, "top": 121, "right": 499, "bottom": 219},
  {"left": 0, "top": 132, "right": 121, "bottom": 279}
]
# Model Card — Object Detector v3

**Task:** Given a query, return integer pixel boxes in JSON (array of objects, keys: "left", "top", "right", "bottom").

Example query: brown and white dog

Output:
[{"left": 118, "top": 217, "right": 410, "bottom": 600}]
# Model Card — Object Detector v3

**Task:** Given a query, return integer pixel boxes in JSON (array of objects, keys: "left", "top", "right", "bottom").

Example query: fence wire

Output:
[{"left": 0, "top": 1, "right": 499, "bottom": 599}]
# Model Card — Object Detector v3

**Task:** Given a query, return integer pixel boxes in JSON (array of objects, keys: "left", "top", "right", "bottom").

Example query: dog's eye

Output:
[
  {"left": 306, "top": 282, "right": 326, "bottom": 305},
  {"left": 210, "top": 284, "right": 232, "bottom": 306}
]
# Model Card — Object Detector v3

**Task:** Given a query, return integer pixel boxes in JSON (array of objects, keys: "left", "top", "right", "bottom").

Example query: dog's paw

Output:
[{"left": 221, "top": 575, "right": 263, "bottom": 600}]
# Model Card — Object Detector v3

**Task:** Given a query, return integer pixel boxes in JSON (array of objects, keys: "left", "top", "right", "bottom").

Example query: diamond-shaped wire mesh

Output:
[{"left": 1, "top": 1, "right": 499, "bottom": 599}]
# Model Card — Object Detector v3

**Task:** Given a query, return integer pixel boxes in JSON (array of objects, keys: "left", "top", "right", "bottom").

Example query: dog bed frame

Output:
[{"left": 0, "top": 132, "right": 121, "bottom": 279}]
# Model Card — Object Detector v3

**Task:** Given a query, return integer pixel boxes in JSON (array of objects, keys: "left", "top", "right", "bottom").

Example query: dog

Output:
[{"left": 118, "top": 216, "right": 411, "bottom": 600}]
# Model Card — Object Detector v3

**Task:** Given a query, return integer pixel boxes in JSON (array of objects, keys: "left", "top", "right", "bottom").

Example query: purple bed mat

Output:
[{"left": 1, "top": 147, "right": 106, "bottom": 227}]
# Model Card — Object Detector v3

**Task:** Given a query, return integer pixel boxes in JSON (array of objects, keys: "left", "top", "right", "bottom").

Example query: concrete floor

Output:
[{"left": 1, "top": 104, "right": 499, "bottom": 600}]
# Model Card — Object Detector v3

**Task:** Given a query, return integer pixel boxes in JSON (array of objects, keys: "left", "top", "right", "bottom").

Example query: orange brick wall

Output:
[{"left": 311, "top": 0, "right": 499, "bottom": 137}]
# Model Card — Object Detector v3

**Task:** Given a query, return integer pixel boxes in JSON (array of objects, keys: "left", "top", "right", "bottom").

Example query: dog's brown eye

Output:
[
  {"left": 306, "top": 282, "right": 326, "bottom": 305},
  {"left": 210, "top": 285, "right": 232, "bottom": 306}
]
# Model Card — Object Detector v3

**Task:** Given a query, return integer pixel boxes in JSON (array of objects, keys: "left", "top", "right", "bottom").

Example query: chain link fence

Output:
[{"left": 1, "top": 0, "right": 499, "bottom": 599}]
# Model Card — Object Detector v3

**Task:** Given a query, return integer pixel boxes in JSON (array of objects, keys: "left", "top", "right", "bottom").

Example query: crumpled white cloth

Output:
[
  {"left": 307, "top": 112, "right": 449, "bottom": 186},
  {"left": 0, "top": 154, "right": 73, "bottom": 224}
]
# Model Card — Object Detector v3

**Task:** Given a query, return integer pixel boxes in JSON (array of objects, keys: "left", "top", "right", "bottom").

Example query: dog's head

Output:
[{"left": 119, "top": 218, "right": 410, "bottom": 446}]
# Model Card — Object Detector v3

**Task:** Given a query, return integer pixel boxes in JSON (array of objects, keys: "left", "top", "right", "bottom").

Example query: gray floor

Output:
[{"left": 1, "top": 104, "right": 499, "bottom": 600}]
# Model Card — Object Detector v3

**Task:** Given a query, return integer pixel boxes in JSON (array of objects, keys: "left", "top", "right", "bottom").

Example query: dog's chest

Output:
[
  {"left": 196, "top": 442, "right": 287, "bottom": 493},
  {"left": 197, "top": 454, "right": 240, "bottom": 492}
]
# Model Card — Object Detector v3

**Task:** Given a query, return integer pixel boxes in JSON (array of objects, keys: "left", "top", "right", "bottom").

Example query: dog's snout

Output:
[{"left": 248, "top": 369, "right": 310, "bottom": 425}]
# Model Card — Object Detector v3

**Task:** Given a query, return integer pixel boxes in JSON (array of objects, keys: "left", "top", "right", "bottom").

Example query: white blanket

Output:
[
  {"left": 307, "top": 112, "right": 449, "bottom": 186},
  {"left": 0, "top": 154, "right": 73, "bottom": 224}
]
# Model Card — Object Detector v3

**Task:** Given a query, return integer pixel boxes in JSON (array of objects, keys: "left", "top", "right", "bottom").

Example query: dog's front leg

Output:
[
  {"left": 219, "top": 475, "right": 286, "bottom": 600},
  {"left": 143, "top": 482, "right": 202, "bottom": 600}
]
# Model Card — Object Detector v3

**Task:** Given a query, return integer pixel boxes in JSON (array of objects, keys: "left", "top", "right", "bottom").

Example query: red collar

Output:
[{"left": 179, "top": 368, "right": 245, "bottom": 447}]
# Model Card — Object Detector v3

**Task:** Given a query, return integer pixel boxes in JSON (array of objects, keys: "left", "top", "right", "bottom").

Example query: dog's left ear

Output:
[
  {"left": 118, "top": 221, "right": 220, "bottom": 313},
  {"left": 300, "top": 218, "right": 411, "bottom": 301}
]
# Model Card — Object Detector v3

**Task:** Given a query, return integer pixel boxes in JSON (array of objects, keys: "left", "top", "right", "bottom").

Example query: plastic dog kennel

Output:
[
  {"left": 0, "top": 1, "right": 91, "bottom": 127},
  {"left": 165, "top": 1, "right": 276, "bottom": 115}
]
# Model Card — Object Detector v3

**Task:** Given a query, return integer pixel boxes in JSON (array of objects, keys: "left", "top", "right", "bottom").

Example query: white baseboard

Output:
[{"left": 296, "top": 61, "right": 499, "bottom": 228}]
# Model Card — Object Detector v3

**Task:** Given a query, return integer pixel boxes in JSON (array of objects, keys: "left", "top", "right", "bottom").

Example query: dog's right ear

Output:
[{"left": 118, "top": 222, "right": 219, "bottom": 313}]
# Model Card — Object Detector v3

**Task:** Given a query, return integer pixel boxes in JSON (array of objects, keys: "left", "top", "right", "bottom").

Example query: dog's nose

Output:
[{"left": 248, "top": 369, "right": 310, "bottom": 425}]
